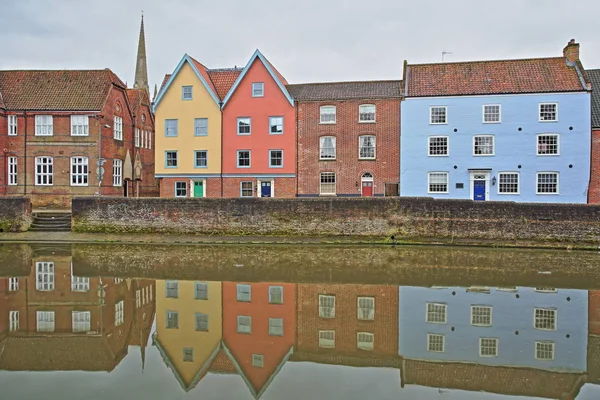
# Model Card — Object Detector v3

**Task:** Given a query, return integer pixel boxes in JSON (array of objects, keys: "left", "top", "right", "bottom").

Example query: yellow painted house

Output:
[
  {"left": 153, "top": 54, "right": 241, "bottom": 198},
  {"left": 153, "top": 280, "right": 223, "bottom": 391}
]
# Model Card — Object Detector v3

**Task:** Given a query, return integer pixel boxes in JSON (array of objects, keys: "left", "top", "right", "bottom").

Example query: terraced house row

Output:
[{"left": 154, "top": 39, "right": 599, "bottom": 203}]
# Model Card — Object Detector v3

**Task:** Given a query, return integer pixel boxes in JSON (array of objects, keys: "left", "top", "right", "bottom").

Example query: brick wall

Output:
[
  {"left": 131, "top": 96, "right": 159, "bottom": 197},
  {"left": 590, "top": 291, "right": 600, "bottom": 335},
  {"left": 222, "top": 177, "right": 296, "bottom": 198},
  {"left": 0, "top": 110, "right": 6, "bottom": 195},
  {"left": 590, "top": 128, "right": 600, "bottom": 204},
  {"left": 297, "top": 284, "right": 398, "bottom": 357},
  {"left": 0, "top": 196, "right": 31, "bottom": 231},
  {"left": 297, "top": 99, "right": 400, "bottom": 196},
  {"left": 71, "top": 197, "right": 600, "bottom": 243},
  {"left": 159, "top": 177, "right": 222, "bottom": 198}
]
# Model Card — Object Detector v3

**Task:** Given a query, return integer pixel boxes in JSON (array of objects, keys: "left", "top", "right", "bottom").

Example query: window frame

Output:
[
  {"left": 165, "top": 119, "right": 178, "bottom": 137},
  {"left": 318, "top": 330, "right": 335, "bottom": 348},
  {"left": 252, "top": 354, "right": 264, "bottom": 367},
  {"left": 194, "top": 118, "right": 208, "bottom": 136},
  {"left": 269, "top": 149, "right": 284, "bottom": 168},
  {"left": 174, "top": 181, "right": 187, "bottom": 198},
  {"left": 535, "top": 341, "right": 555, "bottom": 361},
  {"left": 497, "top": 172, "right": 520, "bottom": 195},
  {"left": 183, "top": 348, "right": 194, "bottom": 362},
  {"left": 165, "top": 151, "right": 178, "bottom": 169},
  {"left": 195, "top": 282, "right": 208, "bottom": 300},
  {"left": 318, "top": 295, "right": 336, "bottom": 318},
  {"left": 237, "top": 150, "right": 251, "bottom": 168},
  {"left": 539, "top": 102, "right": 558, "bottom": 122},
  {"left": 269, "top": 286, "right": 284, "bottom": 304},
  {"left": 482, "top": 104, "right": 501, "bottom": 124},
  {"left": 473, "top": 135, "right": 495, "bottom": 156},
  {"left": 534, "top": 308, "right": 557, "bottom": 331},
  {"left": 37, "top": 311, "right": 55, "bottom": 333},
  {"left": 319, "top": 136, "right": 337, "bottom": 160},
  {"left": 428, "top": 136, "right": 449, "bottom": 157},
  {"left": 240, "top": 181, "right": 254, "bottom": 197},
  {"left": 357, "top": 297, "right": 375, "bottom": 321},
  {"left": 35, "top": 156, "right": 53, "bottom": 186},
  {"left": 358, "top": 135, "right": 376, "bottom": 160},
  {"left": 70, "top": 115, "right": 89, "bottom": 136},
  {"left": 166, "top": 310, "right": 178, "bottom": 329},
  {"left": 319, "top": 172, "right": 336, "bottom": 196},
  {"left": 8, "top": 115, "right": 17, "bottom": 136},
  {"left": 430, "top": 106, "right": 447, "bottom": 125},
  {"left": 113, "top": 159, "right": 123, "bottom": 186},
  {"left": 115, "top": 301, "right": 125, "bottom": 326},
  {"left": 237, "top": 117, "right": 252, "bottom": 135},
  {"left": 426, "top": 302, "right": 447, "bottom": 324},
  {"left": 479, "top": 337, "right": 499, "bottom": 357},
  {"left": 320, "top": 105, "right": 337, "bottom": 124},
  {"left": 537, "top": 134, "right": 560, "bottom": 156},
  {"left": 113, "top": 116, "right": 123, "bottom": 140},
  {"left": 36, "top": 261, "right": 54, "bottom": 291},
  {"left": 427, "top": 172, "right": 449, "bottom": 194},
  {"left": 237, "top": 284, "right": 251, "bottom": 302},
  {"left": 195, "top": 313, "right": 209, "bottom": 332},
  {"left": 135, "top": 128, "right": 140, "bottom": 147},
  {"left": 268, "top": 318, "right": 284, "bottom": 336},
  {"left": 427, "top": 333, "right": 445, "bottom": 353},
  {"left": 237, "top": 315, "right": 252, "bottom": 334},
  {"left": 358, "top": 104, "right": 376, "bottom": 123},
  {"left": 165, "top": 280, "right": 179, "bottom": 298},
  {"left": 470, "top": 305, "right": 493, "bottom": 327},
  {"left": 252, "top": 82, "right": 264, "bottom": 98},
  {"left": 357, "top": 332, "right": 375, "bottom": 350},
  {"left": 35, "top": 115, "right": 53, "bottom": 136},
  {"left": 9, "top": 310, "right": 19, "bottom": 331},
  {"left": 70, "top": 156, "right": 89, "bottom": 187},
  {"left": 8, "top": 156, "right": 17, "bottom": 186},
  {"left": 182, "top": 85, "right": 193, "bottom": 100},
  {"left": 269, "top": 116, "right": 284, "bottom": 135},
  {"left": 536, "top": 172, "right": 559, "bottom": 195},
  {"left": 194, "top": 150, "right": 208, "bottom": 169},
  {"left": 72, "top": 311, "right": 91, "bottom": 333}
]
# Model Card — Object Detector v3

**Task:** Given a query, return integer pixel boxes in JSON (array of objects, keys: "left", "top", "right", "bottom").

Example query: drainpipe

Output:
[
  {"left": 220, "top": 103, "right": 224, "bottom": 198},
  {"left": 295, "top": 102, "right": 299, "bottom": 197},
  {"left": 23, "top": 111, "right": 27, "bottom": 196}
]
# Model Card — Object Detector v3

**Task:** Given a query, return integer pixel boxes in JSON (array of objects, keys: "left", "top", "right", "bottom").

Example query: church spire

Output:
[{"left": 134, "top": 12, "right": 149, "bottom": 92}]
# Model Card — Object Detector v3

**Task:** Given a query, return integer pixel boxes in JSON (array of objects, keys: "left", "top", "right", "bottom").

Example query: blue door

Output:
[
  {"left": 261, "top": 182, "right": 272, "bottom": 198},
  {"left": 473, "top": 180, "right": 486, "bottom": 201}
]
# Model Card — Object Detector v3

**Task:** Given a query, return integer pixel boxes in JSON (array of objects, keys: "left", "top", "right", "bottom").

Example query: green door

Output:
[{"left": 194, "top": 181, "right": 204, "bottom": 198}]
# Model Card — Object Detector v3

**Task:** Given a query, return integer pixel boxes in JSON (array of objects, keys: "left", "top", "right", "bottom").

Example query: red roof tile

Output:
[
  {"left": 406, "top": 57, "right": 586, "bottom": 97},
  {"left": 160, "top": 74, "right": 171, "bottom": 92},
  {"left": 126, "top": 88, "right": 141, "bottom": 109},
  {"left": 0, "top": 69, "right": 126, "bottom": 111},
  {"left": 188, "top": 56, "right": 219, "bottom": 100},
  {"left": 207, "top": 68, "right": 242, "bottom": 101}
]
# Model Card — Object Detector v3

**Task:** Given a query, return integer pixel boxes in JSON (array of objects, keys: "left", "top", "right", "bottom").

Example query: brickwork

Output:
[
  {"left": 296, "top": 284, "right": 399, "bottom": 357},
  {"left": 590, "top": 129, "right": 600, "bottom": 204},
  {"left": 222, "top": 177, "right": 296, "bottom": 198},
  {"left": 0, "top": 109, "right": 6, "bottom": 195},
  {"left": 159, "top": 177, "right": 222, "bottom": 198},
  {"left": 296, "top": 99, "right": 400, "bottom": 196},
  {"left": 590, "top": 291, "right": 600, "bottom": 335},
  {"left": 130, "top": 91, "right": 159, "bottom": 197}
]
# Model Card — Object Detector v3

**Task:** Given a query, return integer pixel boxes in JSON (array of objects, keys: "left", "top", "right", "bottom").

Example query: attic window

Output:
[{"left": 252, "top": 82, "right": 264, "bottom": 97}]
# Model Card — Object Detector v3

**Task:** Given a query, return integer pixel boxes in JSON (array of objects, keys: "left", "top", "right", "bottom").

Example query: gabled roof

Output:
[
  {"left": 0, "top": 69, "right": 126, "bottom": 111},
  {"left": 287, "top": 80, "right": 402, "bottom": 101},
  {"left": 152, "top": 54, "right": 221, "bottom": 112},
  {"left": 207, "top": 68, "right": 243, "bottom": 101},
  {"left": 588, "top": 69, "right": 600, "bottom": 128},
  {"left": 221, "top": 49, "right": 294, "bottom": 108},
  {"left": 405, "top": 57, "right": 588, "bottom": 97},
  {"left": 159, "top": 74, "right": 171, "bottom": 92}
]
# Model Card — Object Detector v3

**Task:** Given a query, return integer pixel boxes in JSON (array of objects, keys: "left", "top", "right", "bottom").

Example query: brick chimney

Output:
[{"left": 563, "top": 39, "right": 580, "bottom": 63}]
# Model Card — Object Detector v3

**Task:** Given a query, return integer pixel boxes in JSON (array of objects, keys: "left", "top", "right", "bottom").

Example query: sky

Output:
[{"left": 0, "top": 0, "right": 598, "bottom": 90}]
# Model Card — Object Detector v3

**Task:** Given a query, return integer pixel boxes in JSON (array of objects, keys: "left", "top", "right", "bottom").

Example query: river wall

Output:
[{"left": 0, "top": 197, "right": 31, "bottom": 232}]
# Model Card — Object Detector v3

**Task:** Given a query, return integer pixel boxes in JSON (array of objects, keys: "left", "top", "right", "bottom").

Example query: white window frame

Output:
[
  {"left": 539, "top": 103, "right": 558, "bottom": 122},
  {"left": 35, "top": 115, "right": 53, "bottom": 136},
  {"left": 37, "top": 311, "right": 55, "bottom": 332},
  {"left": 135, "top": 128, "right": 140, "bottom": 147},
  {"left": 358, "top": 135, "right": 376, "bottom": 160},
  {"left": 237, "top": 150, "right": 251, "bottom": 168},
  {"left": 115, "top": 300, "right": 124, "bottom": 326},
  {"left": 36, "top": 261, "right": 54, "bottom": 291},
  {"left": 320, "top": 172, "right": 336, "bottom": 196},
  {"left": 479, "top": 337, "right": 499, "bottom": 357},
  {"left": 497, "top": 172, "right": 520, "bottom": 195},
  {"left": 357, "top": 297, "right": 375, "bottom": 321},
  {"left": 72, "top": 311, "right": 91, "bottom": 333},
  {"left": 113, "top": 116, "right": 123, "bottom": 140},
  {"left": 269, "top": 149, "right": 283, "bottom": 168},
  {"left": 113, "top": 159, "right": 123, "bottom": 186},
  {"left": 471, "top": 306, "right": 493, "bottom": 327},
  {"left": 536, "top": 172, "right": 559, "bottom": 194},
  {"left": 359, "top": 104, "right": 376, "bottom": 123},
  {"left": 9, "top": 311, "right": 19, "bottom": 331},
  {"left": 252, "top": 82, "right": 264, "bottom": 97},
  {"left": 9, "top": 277, "right": 19, "bottom": 291},
  {"left": 237, "top": 315, "right": 252, "bottom": 334},
  {"left": 426, "top": 303, "right": 447, "bottom": 324},
  {"left": 318, "top": 330, "right": 335, "bottom": 348},
  {"left": 8, "top": 157, "right": 17, "bottom": 186},
  {"left": 473, "top": 135, "right": 495, "bottom": 156},
  {"left": 535, "top": 341, "right": 555, "bottom": 360},
  {"left": 70, "top": 115, "right": 89, "bottom": 136},
  {"left": 535, "top": 288, "right": 558, "bottom": 293},
  {"left": 534, "top": 308, "right": 557, "bottom": 331},
  {"left": 70, "top": 157, "right": 89, "bottom": 186},
  {"left": 174, "top": 181, "right": 187, "bottom": 198},
  {"left": 320, "top": 106, "right": 337, "bottom": 124},
  {"left": 269, "top": 318, "right": 284, "bottom": 336},
  {"left": 8, "top": 115, "right": 17, "bottom": 136},
  {"left": 237, "top": 284, "right": 251, "bottom": 302},
  {"left": 357, "top": 332, "right": 375, "bottom": 350},
  {"left": 428, "top": 172, "right": 449, "bottom": 194},
  {"left": 35, "top": 157, "right": 53, "bottom": 186},
  {"left": 195, "top": 150, "right": 208, "bottom": 169},
  {"left": 237, "top": 117, "right": 252, "bottom": 135},
  {"left": 71, "top": 275, "right": 90, "bottom": 292},
  {"left": 428, "top": 136, "right": 449, "bottom": 157},
  {"left": 240, "top": 181, "right": 254, "bottom": 197},
  {"left": 482, "top": 104, "right": 501, "bottom": 123},
  {"left": 430, "top": 106, "right": 447, "bottom": 125},
  {"left": 319, "top": 295, "right": 335, "bottom": 318},
  {"left": 537, "top": 134, "right": 560, "bottom": 156},
  {"left": 269, "top": 286, "right": 283, "bottom": 304},
  {"left": 427, "top": 333, "right": 445, "bottom": 352},
  {"left": 319, "top": 136, "right": 336, "bottom": 160}
]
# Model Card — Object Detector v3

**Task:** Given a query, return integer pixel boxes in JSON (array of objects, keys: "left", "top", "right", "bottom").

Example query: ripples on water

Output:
[{"left": 0, "top": 243, "right": 599, "bottom": 399}]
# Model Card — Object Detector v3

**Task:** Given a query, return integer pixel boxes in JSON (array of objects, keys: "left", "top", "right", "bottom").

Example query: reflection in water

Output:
[{"left": 0, "top": 243, "right": 599, "bottom": 399}]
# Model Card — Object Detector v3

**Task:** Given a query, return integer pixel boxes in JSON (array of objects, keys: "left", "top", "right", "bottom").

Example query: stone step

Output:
[
  {"left": 30, "top": 212, "right": 73, "bottom": 232},
  {"left": 28, "top": 226, "right": 71, "bottom": 232}
]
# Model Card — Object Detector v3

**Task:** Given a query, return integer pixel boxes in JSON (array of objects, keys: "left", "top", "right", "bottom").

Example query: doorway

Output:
[
  {"left": 361, "top": 173, "right": 374, "bottom": 197},
  {"left": 261, "top": 181, "right": 272, "bottom": 198},
  {"left": 470, "top": 172, "right": 490, "bottom": 201}
]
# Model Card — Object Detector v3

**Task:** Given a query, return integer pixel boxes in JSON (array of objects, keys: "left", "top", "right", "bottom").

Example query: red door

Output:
[{"left": 361, "top": 181, "right": 373, "bottom": 197}]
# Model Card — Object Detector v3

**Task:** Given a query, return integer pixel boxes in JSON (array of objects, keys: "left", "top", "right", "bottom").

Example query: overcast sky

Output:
[{"left": 1, "top": 0, "right": 598, "bottom": 91}]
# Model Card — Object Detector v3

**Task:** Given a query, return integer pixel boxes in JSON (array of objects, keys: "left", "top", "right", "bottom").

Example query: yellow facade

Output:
[
  {"left": 155, "top": 280, "right": 222, "bottom": 388},
  {"left": 154, "top": 61, "right": 222, "bottom": 175}
]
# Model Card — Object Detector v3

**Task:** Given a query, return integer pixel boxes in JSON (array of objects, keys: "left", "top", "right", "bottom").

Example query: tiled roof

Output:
[
  {"left": 406, "top": 57, "right": 587, "bottom": 97},
  {"left": 0, "top": 69, "right": 126, "bottom": 111},
  {"left": 287, "top": 80, "right": 403, "bottom": 101},
  {"left": 207, "top": 68, "right": 242, "bottom": 101},
  {"left": 188, "top": 56, "right": 219, "bottom": 100},
  {"left": 160, "top": 74, "right": 171, "bottom": 92},
  {"left": 588, "top": 69, "right": 600, "bottom": 128},
  {"left": 402, "top": 359, "right": 585, "bottom": 399},
  {"left": 126, "top": 88, "right": 141, "bottom": 109}
]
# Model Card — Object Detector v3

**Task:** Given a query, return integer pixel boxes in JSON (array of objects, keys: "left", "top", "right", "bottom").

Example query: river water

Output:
[{"left": 0, "top": 243, "right": 599, "bottom": 400}]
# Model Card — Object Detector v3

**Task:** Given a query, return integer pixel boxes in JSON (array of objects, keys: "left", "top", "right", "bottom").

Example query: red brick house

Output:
[
  {"left": 588, "top": 69, "right": 600, "bottom": 204},
  {"left": 287, "top": 81, "right": 402, "bottom": 197}
]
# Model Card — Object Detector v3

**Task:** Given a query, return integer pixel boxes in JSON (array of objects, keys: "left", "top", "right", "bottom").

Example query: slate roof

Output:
[
  {"left": 0, "top": 69, "right": 126, "bottom": 111},
  {"left": 207, "top": 68, "right": 243, "bottom": 100},
  {"left": 286, "top": 80, "right": 403, "bottom": 101},
  {"left": 405, "top": 57, "right": 587, "bottom": 97},
  {"left": 588, "top": 69, "right": 600, "bottom": 128}
]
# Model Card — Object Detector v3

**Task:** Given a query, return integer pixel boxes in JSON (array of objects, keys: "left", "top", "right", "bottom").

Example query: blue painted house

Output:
[
  {"left": 400, "top": 40, "right": 591, "bottom": 203},
  {"left": 398, "top": 286, "right": 588, "bottom": 372}
]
